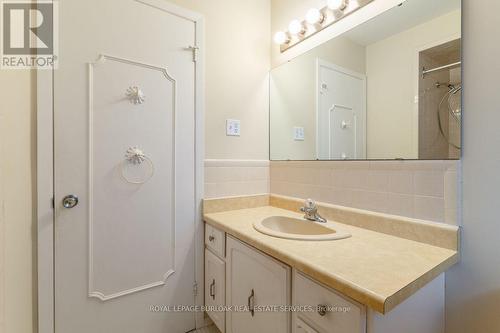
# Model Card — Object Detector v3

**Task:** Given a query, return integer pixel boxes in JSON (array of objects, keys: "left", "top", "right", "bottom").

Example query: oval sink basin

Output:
[{"left": 253, "top": 216, "right": 351, "bottom": 241}]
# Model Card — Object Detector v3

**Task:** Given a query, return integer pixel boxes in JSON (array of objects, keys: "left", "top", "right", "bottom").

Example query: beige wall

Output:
[
  {"left": 366, "top": 10, "right": 461, "bottom": 159},
  {"left": 0, "top": 70, "right": 37, "bottom": 333},
  {"left": 445, "top": 0, "right": 500, "bottom": 331},
  {"left": 270, "top": 36, "right": 365, "bottom": 160},
  {"left": 169, "top": 0, "right": 271, "bottom": 160}
]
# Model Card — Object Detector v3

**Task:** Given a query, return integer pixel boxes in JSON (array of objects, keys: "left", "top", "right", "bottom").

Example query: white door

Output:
[
  {"left": 54, "top": 1, "right": 199, "bottom": 332},
  {"left": 317, "top": 60, "right": 366, "bottom": 160},
  {"left": 226, "top": 237, "right": 291, "bottom": 333}
]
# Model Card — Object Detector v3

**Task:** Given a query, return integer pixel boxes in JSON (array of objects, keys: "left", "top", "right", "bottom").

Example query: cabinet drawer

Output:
[
  {"left": 205, "top": 249, "right": 226, "bottom": 333},
  {"left": 205, "top": 224, "right": 225, "bottom": 258},
  {"left": 295, "top": 317, "right": 320, "bottom": 333},
  {"left": 293, "top": 271, "right": 366, "bottom": 333}
]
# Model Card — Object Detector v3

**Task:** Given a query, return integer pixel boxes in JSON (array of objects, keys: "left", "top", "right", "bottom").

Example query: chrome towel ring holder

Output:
[{"left": 120, "top": 146, "right": 155, "bottom": 184}]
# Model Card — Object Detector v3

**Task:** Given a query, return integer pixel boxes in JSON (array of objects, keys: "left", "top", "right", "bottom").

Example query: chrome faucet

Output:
[{"left": 300, "top": 199, "right": 327, "bottom": 223}]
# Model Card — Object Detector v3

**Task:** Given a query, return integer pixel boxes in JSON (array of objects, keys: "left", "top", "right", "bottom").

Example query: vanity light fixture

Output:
[
  {"left": 274, "top": 31, "right": 290, "bottom": 45},
  {"left": 305, "top": 8, "right": 325, "bottom": 25},
  {"left": 274, "top": 0, "right": 373, "bottom": 52},
  {"left": 327, "top": 0, "right": 348, "bottom": 11},
  {"left": 288, "top": 19, "right": 306, "bottom": 35}
]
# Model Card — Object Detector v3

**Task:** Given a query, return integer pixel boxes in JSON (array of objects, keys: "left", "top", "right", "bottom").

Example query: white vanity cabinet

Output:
[
  {"left": 204, "top": 223, "right": 445, "bottom": 333},
  {"left": 226, "top": 236, "right": 291, "bottom": 333}
]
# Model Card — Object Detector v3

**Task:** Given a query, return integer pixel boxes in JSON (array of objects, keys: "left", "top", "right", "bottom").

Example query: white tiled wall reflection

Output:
[
  {"left": 270, "top": 161, "right": 459, "bottom": 224},
  {"left": 204, "top": 160, "right": 270, "bottom": 199}
]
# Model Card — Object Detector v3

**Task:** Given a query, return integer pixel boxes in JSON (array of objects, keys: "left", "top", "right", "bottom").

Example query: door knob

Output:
[
  {"left": 317, "top": 304, "right": 328, "bottom": 316},
  {"left": 62, "top": 195, "right": 79, "bottom": 209}
]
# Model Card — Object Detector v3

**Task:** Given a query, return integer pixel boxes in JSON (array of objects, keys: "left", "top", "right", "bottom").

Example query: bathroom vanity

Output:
[{"left": 203, "top": 195, "right": 459, "bottom": 333}]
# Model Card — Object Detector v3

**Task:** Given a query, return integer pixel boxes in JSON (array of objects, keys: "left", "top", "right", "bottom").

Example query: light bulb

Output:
[
  {"left": 274, "top": 31, "right": 290, "bottom": 45},
  {"left": 327, "top": 0, "right": 347, "bottom": 11},
  {"left": 288, "top": 19, "right": 305, "bottom": 35},
  {"left": 305, "top": 8, "right": 324, "bottom": 25}
]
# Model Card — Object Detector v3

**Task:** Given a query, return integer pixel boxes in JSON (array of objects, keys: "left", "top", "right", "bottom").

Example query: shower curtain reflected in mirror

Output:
[{"left": 419, "top": 38, "right": 462, "bottom": 159}]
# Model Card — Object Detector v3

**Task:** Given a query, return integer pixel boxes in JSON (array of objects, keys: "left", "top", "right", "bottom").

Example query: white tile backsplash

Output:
[
  {"left": 203, "top": 159, "right": 459, "bottom": 224},
  {"left": 204, "top": 160, "right": 270, "bottom": 199},
  {"left": 269, "top": 160, "right": 459, "bottom": 224},
  {"left": 387, "top": 170, "right": 414, "bottom": 194},
  {"left": 414, "top": 195, "right": 446, "bottom": 222},
  {"left": 386, "top": 193, "right": 415, "bottom": 218},
  {"left": 351, "top": 190, "right": 389, "bottom": 212},
  {"left": 414, "top": 170, "right": 445, "bottom": 197}
]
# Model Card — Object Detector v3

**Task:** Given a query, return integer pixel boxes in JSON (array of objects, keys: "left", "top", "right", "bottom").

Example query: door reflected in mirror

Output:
[{"left": 270, "top": 0, "right": 461, "bottom": 161}]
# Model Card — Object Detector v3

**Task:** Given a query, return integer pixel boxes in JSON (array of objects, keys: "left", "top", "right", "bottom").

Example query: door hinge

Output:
[
  {"left": 51, "top": 197, "right": 55, "bottom": 209},
  {"left": 193, "top": 281, "right": 198, "bottom": 296},
  {"left": 188, "top": 45, "right": 199, "bottom": 62}
]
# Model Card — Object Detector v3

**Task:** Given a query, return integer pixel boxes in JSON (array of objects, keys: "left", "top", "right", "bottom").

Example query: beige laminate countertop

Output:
[{"left": 204, "top": 205, "right": 459, "bottom": 314}]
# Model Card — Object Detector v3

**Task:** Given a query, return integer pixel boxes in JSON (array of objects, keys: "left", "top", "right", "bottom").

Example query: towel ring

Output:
[{"left": 120, "top": 147, "right": 155, "bottom": 184}]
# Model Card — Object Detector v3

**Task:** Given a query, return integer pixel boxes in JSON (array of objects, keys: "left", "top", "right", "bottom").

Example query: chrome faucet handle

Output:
[
  {"left": 304, "top": 199, "right": 318, "bottom": 214},
  {"left": 305, "top": 198, "right": 316, "bottom": 209},
  {"left": 300, "top": 198, "right": 327, "bottom": 223},
  {"left": 301, "top": 199, "right": 316, "bottom": 218}
]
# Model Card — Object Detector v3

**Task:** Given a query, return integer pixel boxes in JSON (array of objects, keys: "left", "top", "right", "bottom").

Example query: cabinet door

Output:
[
  {"left": 205, "top": 249, "right": 226, "bottom": 332},
  {"left": 295, "top": 317, "right": 320, "bottom": 333},
  {"left": 226, "top": 236, "right": 291, "bottom": 333}
]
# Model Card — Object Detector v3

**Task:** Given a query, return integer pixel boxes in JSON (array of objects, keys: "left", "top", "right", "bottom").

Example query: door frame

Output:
[
  {"left": 36, "top": 1, "right": 205, "bottom": 332},
  {"left": 315, "top": 58, "right": 367, "bottom": 159}
]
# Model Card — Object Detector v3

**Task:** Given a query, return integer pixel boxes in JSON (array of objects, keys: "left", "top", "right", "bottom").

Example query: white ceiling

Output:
[{"left": 344, "top": 0, "right": 461, "bottom": 46}]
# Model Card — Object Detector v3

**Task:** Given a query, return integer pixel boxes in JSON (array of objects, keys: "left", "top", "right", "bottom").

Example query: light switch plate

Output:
[
  {"left": 226, "top": 119, "right": 241, "bottom": 136},
  {"left": 293, "top": 127, "right": 305, "bottom": 141}
]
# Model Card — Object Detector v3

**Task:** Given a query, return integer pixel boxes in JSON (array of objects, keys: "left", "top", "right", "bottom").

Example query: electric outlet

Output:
[
  {"left": 293, "top": 127, "right": 305, "bottom": 141},
  {"left": 226, "top": 119, "right": 241, "bottom": 136}
]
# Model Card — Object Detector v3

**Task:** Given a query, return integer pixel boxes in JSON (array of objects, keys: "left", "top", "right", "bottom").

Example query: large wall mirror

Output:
[{"left": 270, "top": 0, "right": 461, "bottom": 160}]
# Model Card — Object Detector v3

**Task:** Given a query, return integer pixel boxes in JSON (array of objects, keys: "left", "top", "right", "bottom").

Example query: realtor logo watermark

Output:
[{"left": 1, "top": 0, "right": 58, "bottom": 69}]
